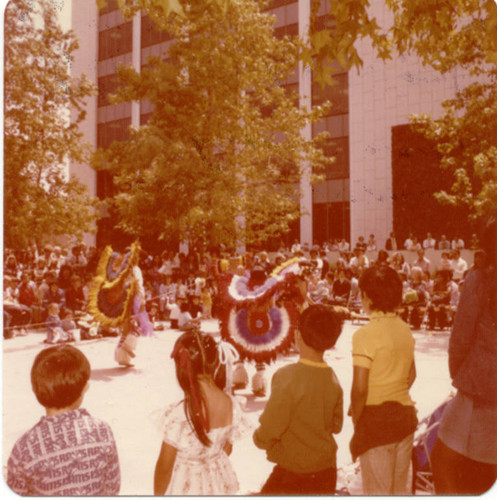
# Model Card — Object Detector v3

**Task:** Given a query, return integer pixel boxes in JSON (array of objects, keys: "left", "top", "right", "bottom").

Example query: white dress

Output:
[{"left": 160, "top": 396, "right": 249, "bottom": 495}]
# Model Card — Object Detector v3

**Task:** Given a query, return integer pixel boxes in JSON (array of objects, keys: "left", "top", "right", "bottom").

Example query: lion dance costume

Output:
[{"left": 88, "top": 241, "right": 151, "bottom": 367}]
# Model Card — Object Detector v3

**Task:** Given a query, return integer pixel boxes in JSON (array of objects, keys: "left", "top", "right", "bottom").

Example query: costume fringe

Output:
[{"left": 88, "top": 242, "right": 141, "bottom": 327}]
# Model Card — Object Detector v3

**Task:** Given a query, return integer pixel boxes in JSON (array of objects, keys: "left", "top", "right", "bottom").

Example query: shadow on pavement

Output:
[{"left": 91, "top": 366, "right": 143, "bottom": 382}]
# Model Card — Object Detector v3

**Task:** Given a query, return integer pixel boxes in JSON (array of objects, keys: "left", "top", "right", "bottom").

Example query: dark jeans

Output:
[
  {"left": 260, "top": 464, "right": 337, "bottom": 495},
  {"left": 431, "top": 437, "right": 497, "bottom": 495}
]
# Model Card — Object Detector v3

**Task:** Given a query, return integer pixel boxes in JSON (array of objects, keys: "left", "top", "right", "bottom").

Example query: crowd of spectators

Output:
[{"left": 3, "top": 231, "right": 478, "bottom": 338}]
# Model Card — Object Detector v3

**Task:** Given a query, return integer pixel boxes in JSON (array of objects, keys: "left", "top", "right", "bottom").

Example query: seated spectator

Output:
[
  {"left": 391, "top": 252, "right": 410, "bottom": 278},
  {"left": 43, "top": 279, "right": 66, "bottom": 315},
  {"left": 44, "top": 303, "right": 69, "bottom": 344},
  {"left": 438, "top": 235, "right": 451, "bottom": 250},
  {"left": 349, "top": 248, "right": 369, "bottom": 273},
  {"left": 438, "top": 251, "right": 452, "bottom": 272},
  {"left": 355, "top": 236, "right": 367, "bottom": 252},
  {"left": 427, "top": 270, "right": 452, "bottom": 330},
  {"left": 57, "top": 264, "right": 73, "bottom": 291},
  {"left": 412, "top": 249, "right": 431, "bottom": 274},
  {"left": 291, "top": 239, "right": 301, "bottom": 254},
  {"left": 178, "top": 302, "right": 200, "bottom": 330},
  {"left": 336, "top": 251, "right": 350, "bottom": 270},
  {"left": 4, "top": 278, "right": 31, "bottom": 337},
  {"left": 422, "top": 270, "right": 434, "bottom": 295},
  {"left": 309, "top": 247, "right": 324, "bottom": 274},
  {"left": 67, "top": 245, "right": 87, "bottom": 275},
  {"left": 411, "top": 237, "right": 422, "bottom": 252},
  {"left": 33, "top": 257, "right": 48, "bottom": 283},
  {"left": 400, "top": 266, "right": 428, "bottom": 330},
  {"left": 331, "top": 269, "right": 351, "bottom": 306},
  {"left": 189, "top": 294, "right": 203, "bottom": 319},
  {"left": 4, "top": 254, "right": 19, "bottom": 280},
  {"left": 366, "top": 234, "right": 377, "bottom": 251},
  {"left": 337, "top": 238, "right": 350, "bottom": 253},
  {"left": 319, "top": 250, "right": 330, "bottom": 279},
  {"left": 375, "top": 249, "right": 390, "bottom": 266},
  {"left": 423, "top": 232, "right": 436, "bottom": 249},
  {"left": 65, "top": 274, "right": 86, "bottom": 313}
]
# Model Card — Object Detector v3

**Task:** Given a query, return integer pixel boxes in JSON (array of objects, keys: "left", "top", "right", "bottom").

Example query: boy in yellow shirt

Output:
[
  {"left": 253, "top": 304, "right": 344, "bottom": 494},
  {"left": 350, "top": 265, "right": 417, "bottom": 495}
]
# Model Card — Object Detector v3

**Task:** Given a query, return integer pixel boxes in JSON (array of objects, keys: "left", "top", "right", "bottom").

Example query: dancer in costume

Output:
[
  {"left": 88, "top": 242, "right": 150, "bottom": 367},
  {"left": 219, "top": 257, "right": 308, "bottom": 396}
]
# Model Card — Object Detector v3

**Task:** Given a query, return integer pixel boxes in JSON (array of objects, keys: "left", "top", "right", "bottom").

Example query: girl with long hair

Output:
[{"left": 154, "top": 331, "right": 247, "bottom": 495}]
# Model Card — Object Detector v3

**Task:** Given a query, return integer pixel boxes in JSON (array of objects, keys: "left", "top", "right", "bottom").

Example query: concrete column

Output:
[
  {"left": 298, "top": 0, "right": 313, "bottom": 247},
  {"left": 70, "top": 0, "right": 99, "bottom": 246},
  {"left": 131, "top": 12, "right": 141, "bottom": 127}
]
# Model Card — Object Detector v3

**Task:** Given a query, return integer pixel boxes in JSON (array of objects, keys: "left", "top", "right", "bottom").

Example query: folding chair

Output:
[{"left": 412, "top": 395, "right": 453, "bottom": 494}]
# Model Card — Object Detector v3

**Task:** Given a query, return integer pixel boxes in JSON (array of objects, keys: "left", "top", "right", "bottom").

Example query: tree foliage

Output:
[
  {"left": 306, "top": 0, "right": 497, "bottom": 219},
  {"left": 4, "top": 0, "right": 98, "bottom": 250},
  {"left": 94, "top": 0, "right": 331, "bottom": 247},
  {"left": 411, "top": 68, "right": 497, "bottom": 220}
]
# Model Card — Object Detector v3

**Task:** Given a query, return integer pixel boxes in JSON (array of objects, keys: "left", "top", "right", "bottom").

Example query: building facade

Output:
[{"left": 70, "top": 0, "right": 475, "bottom": 250}]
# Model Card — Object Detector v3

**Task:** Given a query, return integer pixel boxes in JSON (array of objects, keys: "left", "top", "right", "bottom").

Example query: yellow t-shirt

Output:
[{"left": 352, "top": 312, "right": 415, "bottom": 406}]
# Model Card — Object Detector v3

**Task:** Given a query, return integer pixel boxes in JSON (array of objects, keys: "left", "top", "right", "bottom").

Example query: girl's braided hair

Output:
[{"left": 171, "top": 330, "right": 226, "bottom": 446}]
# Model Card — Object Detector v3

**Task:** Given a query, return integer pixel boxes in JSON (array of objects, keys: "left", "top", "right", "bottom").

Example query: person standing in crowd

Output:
[
  {"left": 7, "top": 345, "right": 121, "bottom": 495},
  {"left": 431, "top": 215, "right": 497, "bottom": 495},
  {"left": 366, "top": 234, "right": 377, "bottom": 252},
  {"left": 350, "top": 265, "right": 417, "bottom": 495},
  {"left": 469, "top": 233, "right": 480, "bottom": 250},
  {"left": 423, "top": 232, "right": 436, "bottom": 249},
  {"left": 385, "top": 232, "right": 397, "bottom": 251},
  {"left": 254, "top": 305, "right": 344, "bottom": 495},
  {"left": 438, "top": 235, "right": 451, "bottom": 250},
  {"left": 403, "top": 232, "right": 415, "bottom": 251},
  {"left": 451, "top": 236, "right": 465, "bottom": 250},
  {"left": 154, "top": 332, "right": 248, "bottom": 495}
]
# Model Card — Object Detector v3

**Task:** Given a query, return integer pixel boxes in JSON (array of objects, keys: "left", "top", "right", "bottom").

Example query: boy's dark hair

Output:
[
  {"left": 298, "top": 304, "right": 343, "bottom": 352},
  {"left": 359, "top": 265, "right": 402, "bottom": 312},
  {"left": 31, "top": 345, "right": 91, "bottom": 409}
]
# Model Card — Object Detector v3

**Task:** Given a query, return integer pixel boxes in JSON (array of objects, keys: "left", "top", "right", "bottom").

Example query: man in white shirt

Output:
[
  {"left": 412, "top": 249, "right": 431, "bottom": 274},
  {"left": 450, "top": 249, "right": 468, "bottom": 281},
  {"left": 404, "top": 233, "right": 415, "bottom": 250},
  {"left": 451, "top": 237, "right": 465, "bottom": 250},
  {"left": 338, "top": 238, "right": 350, "bottom": 252},
  {"left": 423, "top": 232, "right": 436, "bottom": 249},
  {"left": 438, "top": 235, "right": 451, "bottom": 250}
]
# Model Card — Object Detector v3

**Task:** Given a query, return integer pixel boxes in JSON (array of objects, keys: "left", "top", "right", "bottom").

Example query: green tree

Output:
[
  {"left": 94, "top": 0, "right": 331, "bottom": 247},
  {"left": 305, "top": 0, "right": 497, "bottom": 219},
  {"left": 4, "top": 0, "right": 97, "bottom": 251}
]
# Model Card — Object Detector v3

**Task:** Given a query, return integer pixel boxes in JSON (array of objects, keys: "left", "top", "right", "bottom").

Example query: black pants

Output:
[
  {"left": 260, "top": 465, "right": 337, "bottom": 495},
  {"left": 431, "top": 437, "right": 497, "bottom": 495}
]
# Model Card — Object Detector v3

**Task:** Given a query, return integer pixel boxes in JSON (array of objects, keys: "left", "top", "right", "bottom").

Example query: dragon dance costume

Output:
[{"left": 88, "top": 242, "right": 153, "bottom": 366}]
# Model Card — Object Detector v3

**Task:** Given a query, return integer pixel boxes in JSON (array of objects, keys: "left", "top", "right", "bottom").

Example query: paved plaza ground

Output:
[{"left": 2, "top": 319, "right": 454, "bottom": 496}]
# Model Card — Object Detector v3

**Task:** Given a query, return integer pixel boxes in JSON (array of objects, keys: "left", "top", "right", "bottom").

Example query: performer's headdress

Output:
[
  {"left": 88, "top": 241, "right": 141, "bottom": 327},
  {"left": 219, "top": 257, "right": 305, "bottom": 363}
]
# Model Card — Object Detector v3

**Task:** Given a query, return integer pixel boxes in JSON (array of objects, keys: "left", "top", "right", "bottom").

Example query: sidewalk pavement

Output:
[{"left": 2, "top": 319, "right": 453, "bottom": 495}]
